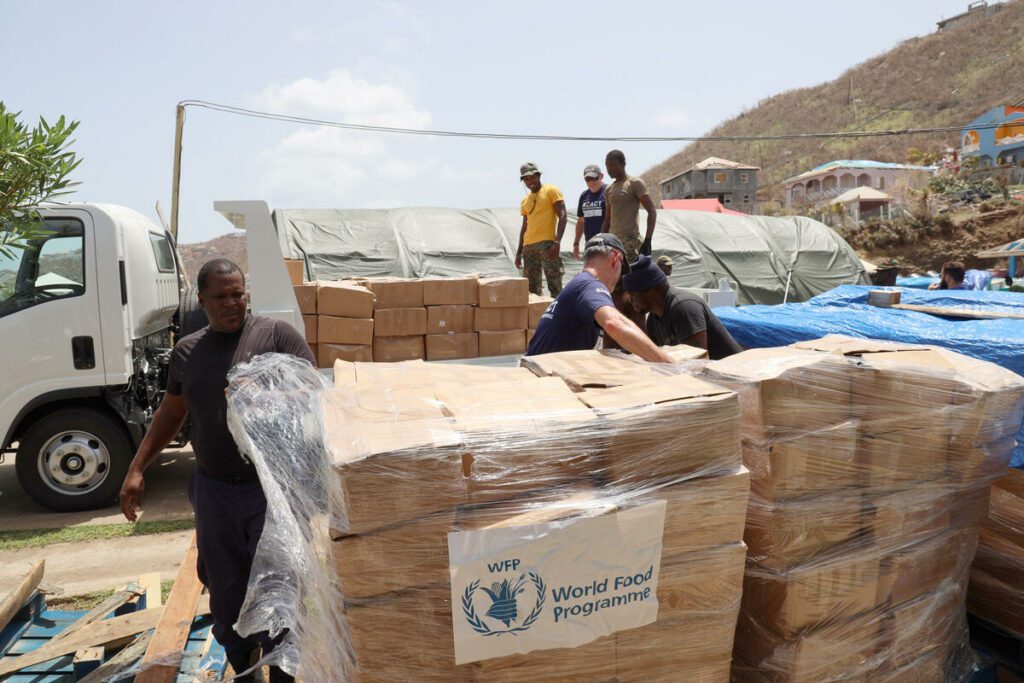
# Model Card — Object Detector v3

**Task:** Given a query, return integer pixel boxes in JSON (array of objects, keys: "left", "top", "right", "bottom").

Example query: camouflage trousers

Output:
[
  {"left": 522, "top": 241, "right": 564, "bottom": 296},
  {"left": 617, "top": 233, "right": 643, "bottom": 264}
]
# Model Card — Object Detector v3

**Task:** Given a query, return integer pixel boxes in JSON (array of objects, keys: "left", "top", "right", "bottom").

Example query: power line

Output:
[{"left": 179, "top": 99, "right": 996, "bottom": 143}]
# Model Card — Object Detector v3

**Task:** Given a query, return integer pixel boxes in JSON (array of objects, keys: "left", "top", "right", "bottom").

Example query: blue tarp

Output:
[{"left": 715, "top": 285, "right": 1024, "bottom": 465}]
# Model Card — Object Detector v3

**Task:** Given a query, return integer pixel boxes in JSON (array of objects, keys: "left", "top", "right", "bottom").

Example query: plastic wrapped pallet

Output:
[
  {"left": 223, "top": 352, "right": 750, "bottom": 682},
  {"left": 968, "top": 467, "right": 1024, "bottom": 638},
  {"left": 706, "top": 335, "right": 1024, "bottom": 683}
]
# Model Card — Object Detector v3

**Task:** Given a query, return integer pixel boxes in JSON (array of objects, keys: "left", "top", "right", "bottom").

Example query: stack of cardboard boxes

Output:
[
  {"left": 706, "top": 336, "right": 1024, "bottom": 681},
  {"left": 316, "top": 282, "right": 376, "bottom": 367},
  {"left": 325, "top": 352, "right": 750, "bottom": 682},
  {"left": 968, "top": 467, "right": 1024, "bottom": 639},
  {"left": 526, "top": 293, "right": 553, "bottom": 347},
  {"left": 424, "top": 276, "right": 479, "bottom": 361}
]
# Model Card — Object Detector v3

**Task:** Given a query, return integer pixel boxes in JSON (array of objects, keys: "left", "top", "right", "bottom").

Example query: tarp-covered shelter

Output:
[{"left": 273, "top": 207, "right": 869, "bottom": 305}]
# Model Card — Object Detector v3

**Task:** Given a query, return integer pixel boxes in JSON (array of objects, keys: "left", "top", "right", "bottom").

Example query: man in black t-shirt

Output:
[
  {"left": 623, "top": 255, "right": 742, "bottom": 360},
  {"left": 119, "top": 259, "right": 312, "bottom": 683}
]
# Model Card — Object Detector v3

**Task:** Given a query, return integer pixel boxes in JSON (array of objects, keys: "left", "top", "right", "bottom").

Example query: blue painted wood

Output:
[{"left": 0, "top": 593, "right": 46, "bottom": 656}]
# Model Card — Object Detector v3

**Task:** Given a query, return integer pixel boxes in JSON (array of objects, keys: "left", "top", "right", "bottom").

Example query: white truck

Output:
[{"left": 0, "top": 200, "right": 301, "bottom": 511}]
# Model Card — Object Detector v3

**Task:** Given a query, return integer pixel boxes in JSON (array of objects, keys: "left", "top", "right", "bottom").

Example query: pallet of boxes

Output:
[
  {"left": 326, "top": 349, "right": 750, "bottom": 682},
  {"left": 704, "top": 335, "right": 1024, "bottom": 682}
]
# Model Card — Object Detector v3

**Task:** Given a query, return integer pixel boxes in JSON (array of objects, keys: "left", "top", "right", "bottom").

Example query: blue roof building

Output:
[{"left": 961, "top": 106, "right": 1024, "bottom": 168}]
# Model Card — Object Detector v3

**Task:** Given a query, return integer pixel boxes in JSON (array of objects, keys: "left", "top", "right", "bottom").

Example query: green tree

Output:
[{"left": 0, "top": 102, "right": 81, "bottom": 258}]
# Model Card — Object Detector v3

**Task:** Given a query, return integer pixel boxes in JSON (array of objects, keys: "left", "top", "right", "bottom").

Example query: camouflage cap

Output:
[
  {"left": 656, "top": 255, "right": 674, "bottom": 267},
  {"left": 583, "top": 164, "right": 602, "bottom": 179},
  {"left": 519, "top": 162, "right": 541, "bottom": 179}
]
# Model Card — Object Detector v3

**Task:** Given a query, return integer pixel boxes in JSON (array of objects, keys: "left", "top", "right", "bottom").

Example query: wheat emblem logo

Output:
[{"left": 462, "top": 572, "right": 546, "bottom": 636}]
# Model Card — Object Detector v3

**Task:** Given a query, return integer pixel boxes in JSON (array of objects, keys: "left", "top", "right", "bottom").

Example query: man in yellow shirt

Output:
[{"left": 515, "top": 162, "right": 567, "bottom": 296}]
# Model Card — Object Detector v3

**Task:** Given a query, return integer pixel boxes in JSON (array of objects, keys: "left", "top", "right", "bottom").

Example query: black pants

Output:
[{"left": 188, "top": 470, "right": 277, "bottom": 659}]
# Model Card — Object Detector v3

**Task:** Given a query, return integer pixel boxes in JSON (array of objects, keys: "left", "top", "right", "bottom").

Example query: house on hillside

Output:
[
  {"left": 960, "top": 105, "right": 1024, "bottom": 168},
  {"left": 660, "top": 157, "right": 759, "bottom": 213},
  {"left": 937, "top": 1, "right": 1003, "bottom": 31},
  {"left": 783, "top": 160, "right": 935, "bottom": 209}
]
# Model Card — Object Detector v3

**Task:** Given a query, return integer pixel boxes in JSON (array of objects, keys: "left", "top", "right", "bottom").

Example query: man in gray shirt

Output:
[{"left": 623, "top": 255, "right": 742, "bottom": 360}]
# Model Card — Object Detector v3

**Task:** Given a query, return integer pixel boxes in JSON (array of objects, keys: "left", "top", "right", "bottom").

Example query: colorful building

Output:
[
  {"left": 660, "top": 157, "right": 759, "bottom": 214},
  {"left": 782, "top": 160, "right": 935, "bottom": 209},
  {"left": 960, "top": 105, "right": 1024, "bottom": 168}
]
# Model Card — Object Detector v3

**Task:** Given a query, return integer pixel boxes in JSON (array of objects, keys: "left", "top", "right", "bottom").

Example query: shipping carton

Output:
[
  {"left": 427, "top": 305, "right": 476, "bottom": 334},
  {"left": 467, "top": 636, "right": 616, "bottom": 683},
  {"left": 615, "top": 613, "right": 738, "bottom": 682},
  {"left": 478, "top": 277, "right": 529, "bottom": 308},
  {"left": 426, "top": 333, "right": 479, "bottom": 361},
  {"left": 478, "top": 330, "right": 526, "bottom": 357},
  {"left": 744, "top": 493, "right": 869, "bottom": 569},
  {"left": 660, "top": 469, "right": 750, "bottom": 553},
  {"left": 474, "top": 306, "right": 528, "bottom": 332},
  {"left": 657, "top": 542, "right": 746, "bottom": 616},
  {"left": 528, "top": 293, "right": 554, "bottom": 328},
  {"left": 364, "top": 278, "right": 424, "bottom": 309},
  {"left": 293, "top": 283, "right": 317, "bottom": 314},
  {"left": 373, "top": 307, "right": 427, "bottom": 337},
  {"left": 284, "top": 258, "right": 304, "bottom": 285},
  {"left": 876, "top": 530, "right": 974, "bottom": 607},
  {"left": 320, "top": 343, "right": 372, "bottom": 367},
  {"left": 318, "top": 316, "right": 374, "bottom": 346},
  {"left": 526, "top": 328, "right": 534, "bottom": 346},
  {"left": 302, "top": 314, "right": 317, "bottom": 344},
  {"left": 317, "top": 281, "right": 375, "bottom": 318},
  {"left": 521, "top": 349, "right": 655, "bottom": 391},
  {"left": 333, "top": 359, "right": 357, "bottom": 385},
  {"left": 422, "top": 276, "right": 479, "bottom": 306},
  {"left": 372, "top": 336, "right": 426, "bottom": 362},
  {"left": 884, "top": 585, "right": 963, "bottom": 667}
]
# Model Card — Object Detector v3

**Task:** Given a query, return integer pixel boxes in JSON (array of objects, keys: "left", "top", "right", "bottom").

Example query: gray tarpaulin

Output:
[{"left": 273, "top": 207, "right": 869, "bottom": 305}]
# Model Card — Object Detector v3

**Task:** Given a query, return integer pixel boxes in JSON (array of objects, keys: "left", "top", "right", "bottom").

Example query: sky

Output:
[{"left": 2, "top": 0, "right": 979, "bottom": 243}]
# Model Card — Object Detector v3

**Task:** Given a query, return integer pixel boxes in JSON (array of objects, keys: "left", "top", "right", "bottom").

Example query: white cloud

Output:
[{"left": 653, "top": 106, "right": 692, "bottom": 129}]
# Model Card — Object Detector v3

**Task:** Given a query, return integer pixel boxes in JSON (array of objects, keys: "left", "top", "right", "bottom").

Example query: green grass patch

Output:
[
  {"left": 0, "top": 519, "right": 195, "bottom": 552},
  {"left": 47, "top": 579, "right": 175, "bottom": 611}
]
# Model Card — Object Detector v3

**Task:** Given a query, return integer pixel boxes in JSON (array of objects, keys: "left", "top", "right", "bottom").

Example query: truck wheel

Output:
[
  {"left": 178, "top": 286, "right": 208, "bottom": 338},
  {"left": 15, "top": 408, "right": 132, "bottom": 512}
]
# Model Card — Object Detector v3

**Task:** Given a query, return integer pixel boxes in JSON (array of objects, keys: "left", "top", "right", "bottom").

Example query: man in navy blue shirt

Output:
[
  {"left": 526, "top": 234, "right": 673, "bottom": 363},
  {"left": 572, "top": 164, "right": 607, "bottom": 259}
]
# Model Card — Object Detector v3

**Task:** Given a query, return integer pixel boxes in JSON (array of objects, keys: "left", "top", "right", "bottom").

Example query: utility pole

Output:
[{"left": 170, "top": 103, "right": 186, "bottom": 243}]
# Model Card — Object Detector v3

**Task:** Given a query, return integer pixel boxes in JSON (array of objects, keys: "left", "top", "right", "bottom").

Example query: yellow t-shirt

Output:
[{"left": 520, "top": 184, "right": 564, "bottom": 245}]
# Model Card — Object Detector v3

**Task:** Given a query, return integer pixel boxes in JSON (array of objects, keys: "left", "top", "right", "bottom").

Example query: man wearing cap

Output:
[
  {"left": 526, "top": 234, "right": 673, "bottom": 363},
  {"left": 573, "top": 164, "right": 607, "bottom": 260},
  {"left": 515, "top": 162, "right": 567, "bottom": 296},
  {"left": 623, "top": 255, "right": 741, "bottom": 360},
  {"left": 601, "top": 149, "right": 657, "bottom": 261},
  {"left": 656, "top": 255, "right": 673, "bottom": 277}
]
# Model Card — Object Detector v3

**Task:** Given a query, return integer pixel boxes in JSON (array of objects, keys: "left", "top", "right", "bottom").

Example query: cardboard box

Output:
[
  {"left": 984, "top": 468, "right": 1024, "bottom": 547},
  {"left": 372, "top": 336, "right": 426, "bottom": 362},
  {"left": 661, "top": 469, "right": 750, "bottom": 554},
  {"left": 318, "top": 281, "right": 375, "bottom": 318},
  {"left": 426, "top": 333, "right": 478, "bottom": 361},
  {"left": 578, "top": 376, "right": 741, "bottom": 487},
  {"left": 302, "top": 314, "right": 317, "bottom": 344},
  {"left": 521, "top": 349, "right": 655, "bottom": 391},
  {"left": 950, "top": 436, "right": 1016, "bottom": 484},
  {"left": 309, "top": 343, "right": 318, "bottom": 366},
  {"left": 526, "top": 328, "right": 534, "bottom": 346},
  {"left": 422, "top": 276, "right": 479, "bottom": 306},
  {"left": 426, "top": 305, "right": 476, "bottom": 334},
  {"left": 856, "top": 415, "right": 949, "bottom": 488},
  {"left": 478, "top": 330, "right": 526, "bottom": 357},
  {"left": 284, "top": 258, "right": 304, "bottom": 285},
  {"left": 876, "top": 530, "right": 972, "bottom": 607},
  {"left": 867, "top": 484, "right": 952, "bottom": 548},
  {"left": 740, "top": 554, "right": 881, "bottom": 636},
  {"left": 333, "top": 359, "right": 357, "bottom": 385},
  {"left": 474, "top": 306, "right": 528, "bottom": 332},
  {"left": 867, "top": 289, "right": 901, "bottom": 307},
  {"left": 528, "top": 293, "right": 553, "bottom": 328},
  {"left": 968, "top": 569, "right": 1024, "bottom": 639},
  {"left": 615, "top": 613, "right": 738, "bottom": 681},
  {"left": 884, "top": 585, "right": 963, "bottom": 668},
  {"left": 478, "top": 277, "right": 529, "bottom": 308},
  {"left": 365, "top": 278, "right": 424, "bottom": 309},
  {"left": 293, "top": 283, "right": 317, "bottom": 314},
  {"left": 466, "top": 635, "right": 616, "bottom": 683},
  {"left": 319, "top": 343, "right": 372, "bottom": 367},
  {"left": 744, "top": 493, "right": 868, "bottom": 569},
  {"left": 318, "top": 316, "right": 374, "bottom": 346},
  {"left": 374, "top": 307, "right": 427, "bottom": 337},
  {"left": 657, "top": 542, "right": 746, "bottom": 617}
]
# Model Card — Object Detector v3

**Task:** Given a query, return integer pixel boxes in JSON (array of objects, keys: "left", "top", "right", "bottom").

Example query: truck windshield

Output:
[{"left": 0, "top": 218, "right": 86, "bottom": 319}]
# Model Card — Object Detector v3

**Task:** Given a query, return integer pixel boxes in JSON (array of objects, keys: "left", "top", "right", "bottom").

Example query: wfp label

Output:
[{"left": 447, "top": 500, "right": 666, "bottom": 664}]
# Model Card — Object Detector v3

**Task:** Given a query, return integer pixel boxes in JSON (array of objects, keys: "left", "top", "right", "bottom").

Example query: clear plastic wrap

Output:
[
  {"left": 226, "top": 349, "right": 749, "bottom": 682},
  {"left": 705, "top": 335, "right": 1024, "bottom": 683},
  {"left": 968, "top": 467, "right": 1024, "bottom": 638}
]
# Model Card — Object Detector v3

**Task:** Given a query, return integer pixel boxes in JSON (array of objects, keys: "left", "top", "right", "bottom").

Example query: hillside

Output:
[
  {"left": 643, "top": 0, "right": 1024, "bottom": 203},
  {"left": 178, "top": 232, "right": 247, "bottom": 283}
]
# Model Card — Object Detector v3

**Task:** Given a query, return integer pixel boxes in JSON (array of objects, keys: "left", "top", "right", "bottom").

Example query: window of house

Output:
[
  {"left": 713, "top": 172, "right": 727, "bottom": 184},
  {"left": 876, "top": 177, "right": 885, "bottom": 190},
  {"left": 724, "top": 195, "right": 732, "bottom": 204},
  {"left": 740, "top": 173, "right": 749, "bottom": 184},
  {"left": 743, "top": 195, "right": 750, "bottom": 203}
]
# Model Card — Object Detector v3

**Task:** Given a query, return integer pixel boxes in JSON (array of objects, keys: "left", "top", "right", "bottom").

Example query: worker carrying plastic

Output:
[
  {"left": 623, "top": 255, "right": 742, "bottom": 360},
  {"left": 525, "top": 234, "right": 672, "bottom": 363}
]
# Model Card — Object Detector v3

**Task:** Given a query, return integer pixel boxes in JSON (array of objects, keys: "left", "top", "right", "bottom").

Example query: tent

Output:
[{"left": 273, "top": 207, "right": 869, "bottom": 305}]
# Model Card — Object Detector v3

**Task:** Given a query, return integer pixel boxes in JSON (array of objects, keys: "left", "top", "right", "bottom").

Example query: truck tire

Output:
[
  {"left": 178, "top": 286, "right": 207, "bottom": 338},
  {"left": 15, "top": 408, "right": 132, "bottom": 512}
]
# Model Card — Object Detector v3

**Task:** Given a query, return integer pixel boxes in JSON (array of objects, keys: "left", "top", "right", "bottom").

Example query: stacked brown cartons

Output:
[
  {"left": 707, "top": 335, "right": 1024, "bottom": 682},
  {"left": 477, "top": 277, "right": 529, "bottom": 357},
  {"left": 364, "top": 278, "right": 426, "bottom": 362},
  {"left": 316, "top": 281, "right": 376, "bottom": 366},
  {"left": 423, "top": 276, "right": 479, "bottom": 361},
  {"left": 968, "top": 468, "right": 1024, "bottom": 638},
  {"left": 284, "top": 258, "right": 304, "bottom": 286},
  {"left": 526, "top": 293, "right": 553, "bottom": 347},
  {"left": 323, "top": 354, "right": 750, "bottom": 682},
  {"left": 292, "top": 281, "right": 318, "bottom": 358}
]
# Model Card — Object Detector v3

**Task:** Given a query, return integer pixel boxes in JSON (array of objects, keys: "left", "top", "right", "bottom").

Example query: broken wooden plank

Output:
[
  {"left": 135, "top": 533, "right": 204, "bottom": 683},
  {"left": 0, "top": 560, "right": 44, "bottom": 633},
  {"left": 0, "top": 607, "right": 162, "bottom": 676},
  {"left": 52, "top": 582, "right": 143, "bottom": 643},
  {"left": 889, "top": 303, "right": 1024, "bottom": 320},
  {"left": 77, "top": 631, "right": 153, "bottom": 683},
  {"left": 139, "top": 572, "right": 164, "bottom": 609},
  {"left": 73, "top": 645, "right": 104, "bottom": 679}
]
